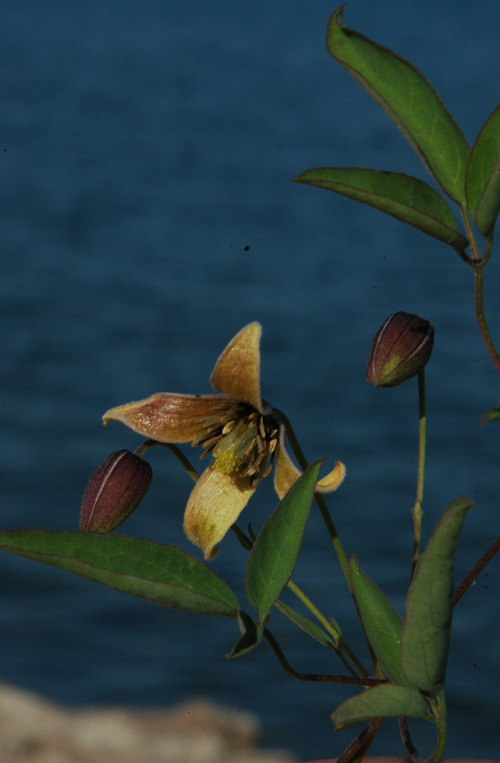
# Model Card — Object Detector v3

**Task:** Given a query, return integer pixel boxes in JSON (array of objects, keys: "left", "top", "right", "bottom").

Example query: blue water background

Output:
[{"left": 1, "top": 0, "right": 499, "bottom": 758}]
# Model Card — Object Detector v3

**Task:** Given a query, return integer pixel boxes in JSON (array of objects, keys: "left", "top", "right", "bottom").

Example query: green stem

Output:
[
  {"left": 285, "top": 580, "right": 369, "bottom": 678},
  {"left": 411, "top": 370, "right": 427, "bottom": 578},
  {"left": 316, "top": 493, "right": 351, "bottom": 588},
  {"left": 263, "top": 628, "right": 382, "bottom": 686},
  {"left": 231, "top": 524, "right": 368, "bottom": 677},
  {"left": 473, "top": 264, "right": 500, "bottom": 375},
  {"left": 480, "top": 232, "right": 495, "bottom": 267},
  {"left": 460, "top": 206, "right": 482, "bottom": 264},
  {"left": 460, "top": 211, "right": 500, "bottom": 373},
  {"left": 134, "top": 440, "right": 199, "bottom": 482},
  {"left": 428, "top": 689, "right": 447, "bottom": 763},
  {"left": 286, "top": 579, "right": 340, "bottom": 643},
  {"left": 272, "top": 407, "right": 351, "bottom": 588},
  {"left": 399, "top": 690, "right": 446, "bottom": 763}
]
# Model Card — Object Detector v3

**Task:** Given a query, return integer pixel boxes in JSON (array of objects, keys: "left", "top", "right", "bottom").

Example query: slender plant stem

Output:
[
  {"left": 286, "top": 579, "right": 341, "bottom": 644},
  {"left": 134, "top": 440, "right": 200, "bottom": 482},
  {"left": 274, "top": 600, "right": 363, "bottom": 678},
  {"left": 230, "top": 523, "right": 253, "bottom": 551},
  {"left": 336, "top": 718, "right": 386, "bottom": 763},
  {"left": 460, "top": 206, "right": 482, "bottom": 263},
  {"left": 459, "top": 210, "right": 500, "bottom": 373},
  {"left": 230, "top": 524, "right": 368, "bottom": 677},
  {"left": 473, "top": 265, "right": 500, "bottom": 375},
  {"left": 400, "top": 691, "right": 446, "bottom": 763},
  {"left": 285, "top": 580, "right": 369, "bottom": 678},
  {"left": 399, "top": 718, "right": 424, "bottom": 763},
  {"left": 411, "top": 370, "right": 427, "bottom": 578},
  {"left": 454, "top": 533, "right": 500, "bottom": 605},
  {"left": 316, "top": 492, "right": 351, "bottom": 587},
  {"left": 429, "top": 689, "right": 447, "bottom": 763},
  {"left": 272, "top": 407, "right": 351, "bottom": 587},
  {"left": 480, "top": 232, "right": 495, "bottom": 268},
  {"left": 263, "top": 628, "right": 383, "bottom": 686}
]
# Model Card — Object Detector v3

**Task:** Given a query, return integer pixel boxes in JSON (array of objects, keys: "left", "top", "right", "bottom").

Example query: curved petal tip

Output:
[{"left": 316, "top": 461, "right": 346, "bottom": 493}]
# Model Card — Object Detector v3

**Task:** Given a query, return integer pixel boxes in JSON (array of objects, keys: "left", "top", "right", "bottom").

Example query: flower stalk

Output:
[
  {"left": 231, "top": 521, "right": 367, "bottom": 678},
  {"left": 262, "top": 628, "right": 382, "bottom": 687},
  {"left": 411, "top": 369, "right": 427, "bottom": 578},
  {"left": 272, "top": 407, "right": 351, "bottom": 588},
  {"left": 135, "top": 439, "right": 200, "bottom": 483},
  {"left": 473, "top": 265, "right": 500, "bottom": 376}
]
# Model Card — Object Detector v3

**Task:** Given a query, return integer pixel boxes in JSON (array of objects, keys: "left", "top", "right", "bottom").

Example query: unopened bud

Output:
[
  {"left": 366, "top": 311, "right": 434, "bottom": 388},
  {"left": 80, "top": 450, "right": 152, "bottom": 532}
]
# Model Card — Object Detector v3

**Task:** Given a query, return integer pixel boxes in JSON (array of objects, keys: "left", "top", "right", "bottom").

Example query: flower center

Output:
[{"left": 192, "top": 402, "right": 279, "bottom": 487}]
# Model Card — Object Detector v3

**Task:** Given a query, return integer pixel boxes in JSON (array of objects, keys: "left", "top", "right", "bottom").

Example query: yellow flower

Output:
[{"left": 103, "top": 323, "right": 345, "bottom": 559}]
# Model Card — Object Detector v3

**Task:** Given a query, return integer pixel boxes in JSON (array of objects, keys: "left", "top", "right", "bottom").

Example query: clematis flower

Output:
[{"left": 103, "top": 323, "right": 345, "bottom": 559}]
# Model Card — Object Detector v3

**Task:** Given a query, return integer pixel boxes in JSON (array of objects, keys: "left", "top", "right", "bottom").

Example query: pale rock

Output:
[{"left": 0, "top": 684, "right": 298, "bottom": 763}]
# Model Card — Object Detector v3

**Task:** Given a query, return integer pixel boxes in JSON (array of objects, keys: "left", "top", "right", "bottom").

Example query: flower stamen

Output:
[{"left": 192, "top": 401, "right": 279, "bottom": 485}]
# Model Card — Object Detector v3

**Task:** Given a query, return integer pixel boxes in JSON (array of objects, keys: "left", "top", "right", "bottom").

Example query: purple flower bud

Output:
[
  {"left": 366, "top": 311, "right": 434, "bottom": 388},
  {"left": 80, "top": 450, "right": 152, "bottom": 532}
]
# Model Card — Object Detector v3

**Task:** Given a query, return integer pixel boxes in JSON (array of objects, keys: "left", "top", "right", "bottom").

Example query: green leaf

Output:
[
  {"left": 466, "top": 100, "right": 500, "bottom": 236},
  {"left": 331, "top": 684, "right": 429, "bottom": 730},
  {"left": 277, "top": 600, "right": 338, "bottom": 649},
  {"left": 0, "top": 530, "right": 239, "bottom": 618},
  {"left": 327, "top": 7, "right": 469, "bottom": 204},
  {"left": 245, "top": 461, "right": 322, "bottom": 623},
  {"left": 226, "top": 609, "right": 265, "bottom": 659},
  {"left": 294, "top": 168, "right": 468, "bottom": 254},
  {"left": 349, "top": 557, "right": 408, "bottom": 686},
  {"left": 400, "top": 497, "right": 473, "bottom": 693}
]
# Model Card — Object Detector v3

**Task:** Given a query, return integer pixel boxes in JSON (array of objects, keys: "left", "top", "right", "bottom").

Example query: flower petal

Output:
[
  {"left": 273, "top": 426, "right": 346, "bottom": 499},
  {"left": 210, "top": 323, "right": 263, "bottom": 412},
  {"left": 103, "top": 393, "right": 225, "bottom": 443},
  {"left": 273, "top": 428, "right": 302, "bottom": 500},
  {"left": 316, "top": 461, "right": 346, "bottom": 493},
  {"left": 184, "top": 464, "right": 256, "bottom": 559}
]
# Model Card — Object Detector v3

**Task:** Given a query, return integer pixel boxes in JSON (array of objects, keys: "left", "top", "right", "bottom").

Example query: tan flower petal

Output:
[
  {"left": 103, "top": 393, "right": 225, "bottom": 443},
  {"left": 273, "top": 428, "right": 302, "bottom": 500},
  {"left": 273, "top": 425, "right": 346, "bottom": 499},
  {"left": 316, "top": 461, "right": 346, "bottom": 493},
  {"left": 210, "top": 323, "right": 263, "bottom": 412},
  {"left": 183, "top": 464, "right": 256, "bottom": 559}
]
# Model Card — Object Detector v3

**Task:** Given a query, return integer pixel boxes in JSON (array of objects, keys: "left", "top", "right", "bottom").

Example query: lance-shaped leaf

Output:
[
  {"left": 400, "top": 497, "right": 473, "bottom": 693},
  {"left": 246, "top": 461, "right": 322, "bottom": 624},
  {"left": 327, "top": 7, "right": 469, "bottom": 204},
  {"left": 277, "top": 600, "right": 338, "bottom": 649},
  {"left": 350, "top": 557, "right": 409, "bottom": 686},
  {"left": 294, "top": 168, "right": 468, "bottom": 255},
  {"left": 226, "top": 609, "right": 265, "bottom": 659},
  {"left": 466, "top": 100, "right": 500, "bottom": 236},
  {"left": 0, "top": 530, "right": 239, "bottom": 618},
  {"left": 331, "top": 684, "right": 429, "bottom": 730}
]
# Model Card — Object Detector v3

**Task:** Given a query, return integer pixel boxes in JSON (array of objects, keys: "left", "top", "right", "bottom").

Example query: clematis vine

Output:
[{"left": 103, "top": 323, "right": 345, "bottom": 559}]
